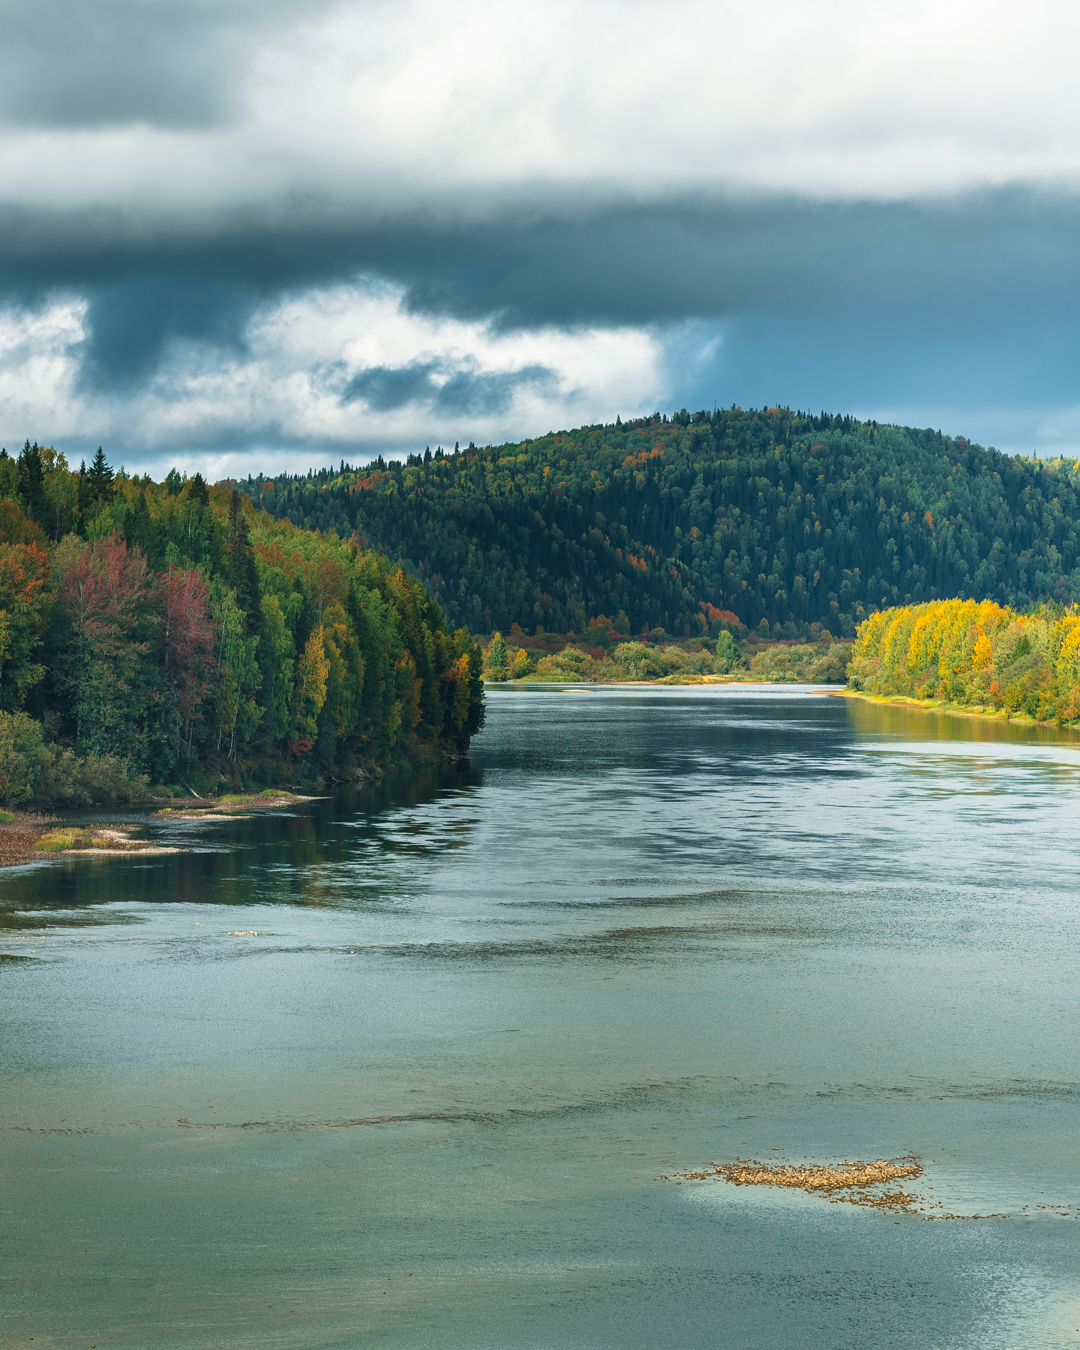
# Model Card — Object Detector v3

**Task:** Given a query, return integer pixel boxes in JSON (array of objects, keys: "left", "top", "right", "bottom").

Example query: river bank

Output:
[
  {"left": 482, "top": 632, "right": 852, "bottom": 684},
  {"left": 836, "top": 688, "right": 1080, "bottom": 730},
  {"left": 491, "top": 673, "right": 843, "bottom": 687},
  {"left": 0, "top": 793, "right": 324, "bottom": 867}
]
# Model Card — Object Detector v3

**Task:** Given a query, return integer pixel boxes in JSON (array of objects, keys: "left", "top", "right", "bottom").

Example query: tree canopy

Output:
[
  {"left": 0, "top": 442, "right": 484, "bottom": 797},
  {"left": 849, "top": 598, "right": 1080, "bottom": 723},
  {"left": 240, "top": 410, "right": 1080, "bottom": 640}
]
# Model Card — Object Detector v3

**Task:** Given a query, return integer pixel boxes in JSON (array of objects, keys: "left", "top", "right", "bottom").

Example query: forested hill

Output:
[
  {"left": 239, "top": 409, "right": 1080, "bottom": 640},
  {"left": 0, "top": 444, "right": 483, "bottom": 803}
]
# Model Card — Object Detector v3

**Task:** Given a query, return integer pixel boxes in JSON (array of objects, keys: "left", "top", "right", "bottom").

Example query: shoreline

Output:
[
  {"left": 835, "top": 688, "right": 1080, "bottom": 731},
  {"left": 154, "top": 791, "right": 326, "bottom": 819},
  {"left": 488, "top": 675, "right": 844, "bottom": 688}
]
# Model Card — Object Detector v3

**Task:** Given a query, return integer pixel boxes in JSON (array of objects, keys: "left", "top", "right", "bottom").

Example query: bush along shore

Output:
[
  {"left": 479, "top": 620, "right": 851, "bottom": 685},
  {"left": 0, "top": 443, "right": 485, "bottom": 810},
  {"left": 846, "top": 598, "right": 1080, "bottom": 724}
]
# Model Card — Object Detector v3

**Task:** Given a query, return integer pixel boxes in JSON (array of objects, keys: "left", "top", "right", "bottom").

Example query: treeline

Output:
[
  {"left": 848, "top": 599, "right": 1080, "bottom": 722},
  {"left": 238, "top": 408, "right": 1080, "bottom": 640},
  {"left": 0, "top": 442, "right": 483, "bottom": 805},
  {"left": 488, "top": 634, "right": 849, "bottom": 684},
  {"left": 481, "top": 623, "right": 849, "bottom": 684}
]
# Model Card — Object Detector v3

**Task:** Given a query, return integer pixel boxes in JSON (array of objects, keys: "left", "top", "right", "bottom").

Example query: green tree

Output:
[
  {"left": 17, "top": 442, "right": 46, "bottom": 525},
  {"left": 86, "top": 447, "right": 115, "bottom": 505},
  {"left": 484, "top": 631, "right": 508, "bottom": 679}
]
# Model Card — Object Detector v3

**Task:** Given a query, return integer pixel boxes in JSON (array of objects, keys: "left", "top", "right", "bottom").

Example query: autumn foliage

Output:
[
  {"left": 848, "top": 598, "right": 1080, "bottom": 722},
  {"left": 0, "top": 442, "right": 485, "bottom": 799}
]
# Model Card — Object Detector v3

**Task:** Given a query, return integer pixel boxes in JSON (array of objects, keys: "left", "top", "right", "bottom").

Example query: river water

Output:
[{"left": 2, "top": 686, "right": 1079, "bottom": 1349}]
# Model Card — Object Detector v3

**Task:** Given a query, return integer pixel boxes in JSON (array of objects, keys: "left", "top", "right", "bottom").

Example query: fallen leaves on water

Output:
[{"left": 660, "top": 1156, "right": 927, "bottom": 1214}]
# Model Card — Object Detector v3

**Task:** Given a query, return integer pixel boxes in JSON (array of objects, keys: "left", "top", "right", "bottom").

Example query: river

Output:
[{"left": 2, "top": 686, "right": 1079, "bottom": 1348}]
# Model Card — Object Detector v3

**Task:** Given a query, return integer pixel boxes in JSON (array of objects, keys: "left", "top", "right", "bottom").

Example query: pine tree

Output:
[{"left": 87, "top": 447, "right": 114, "bottom": 504}]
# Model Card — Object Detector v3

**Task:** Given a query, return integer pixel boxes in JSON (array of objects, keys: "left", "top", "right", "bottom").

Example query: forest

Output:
[
  {"left": 238, "top": 408, "right": 1080, "bottom": 640},
  {"left": 847, "top": 598, "right": 1080, "bottom": 723},
  {"left": 0, "top": 443, "right": 484, "bottom": 807}
]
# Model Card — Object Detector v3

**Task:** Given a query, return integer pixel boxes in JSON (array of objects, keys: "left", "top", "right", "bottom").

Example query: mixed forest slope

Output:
[
  {"left": 0, "top": 444, "right": 483, "bottom": 805},
  {"left": 240, "top": 409, "right": 1080, "bottom": 639}
]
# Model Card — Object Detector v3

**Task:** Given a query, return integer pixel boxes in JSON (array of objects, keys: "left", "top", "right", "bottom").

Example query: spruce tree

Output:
[
  {"left": 227, "top": 488, "right": 262, "bottom": 629},
  {"left": 17, "top": 441, "right": 45, "bottom": 523},
  {"left": 87, "top": 447, "right": 115, "bottom": 503}
]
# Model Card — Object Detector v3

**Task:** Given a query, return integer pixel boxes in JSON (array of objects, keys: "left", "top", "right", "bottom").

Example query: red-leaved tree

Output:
[
  {"left": 159, "top": 566, "right": 214, "bottom": 759},
  {"left": 60, "top": 534, "right": 155, "bottom": 756}
]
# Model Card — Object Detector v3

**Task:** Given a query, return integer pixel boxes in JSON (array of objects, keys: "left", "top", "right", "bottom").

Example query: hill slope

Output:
[
  {"left": 0, "top": 444, "right": 484, "bottom": 801},
  {"left": 239, "top": 409, "right": 1080, "bottom": 638}
]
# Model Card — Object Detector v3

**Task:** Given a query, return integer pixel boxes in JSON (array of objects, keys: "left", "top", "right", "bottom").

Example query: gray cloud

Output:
[
  {"left": 0, "top": 0, "right": 328, "bottom": 129},
  {"left": 79, "top": 273, "right": 255, "bottom": 388},
  {"left": 1, "top": 1, "right": 1079, "bottom": 461},
  {"left": 343, "top": 359, "right": 559, "bottom": 416},
  {"left": 4, "top": 190, "right": 1078, "bottom": 403}
]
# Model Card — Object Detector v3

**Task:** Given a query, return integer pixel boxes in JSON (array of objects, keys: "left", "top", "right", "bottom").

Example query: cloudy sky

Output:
[{"left": 1, "top": 0, "right": 1079, "bottom": 476}]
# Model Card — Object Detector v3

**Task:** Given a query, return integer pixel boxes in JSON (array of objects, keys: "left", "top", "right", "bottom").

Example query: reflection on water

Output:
[
  {"left": 845, "top": 690, "right": 1080, "bottom": 746},
  {"left": 1, "top": 686, "right": 1078, "bottom": 1349}
]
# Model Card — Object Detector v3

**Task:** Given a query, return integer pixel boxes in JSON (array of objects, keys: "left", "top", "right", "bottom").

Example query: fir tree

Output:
[
  {"left": 227, "top": 489, "right": 262, "bottom": 629},
  {"left": 87, "top": 447, "right": 115, "bottom": 504}
]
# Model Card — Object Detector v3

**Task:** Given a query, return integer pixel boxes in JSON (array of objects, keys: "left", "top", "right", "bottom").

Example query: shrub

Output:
[
  {"left": 0, "top": 712, "right": 45, "bottom": 807},
  {"left": 608, "top": 642, "right": 667, "bottom": 679},
  {"left": 32, "top": 744, "right": 151, "bottom": 808},
  {"left": 34, "top": 745, "right": 86, "bottom": 807},
  {"left": 533, "top": 646, "right": 599, "bottom": 680},
  {"left": 80, "top": 754, "right": 148, "bottom": 804},
  {"left": 749, "top": 642, "right": 851, "bottom": 684}
]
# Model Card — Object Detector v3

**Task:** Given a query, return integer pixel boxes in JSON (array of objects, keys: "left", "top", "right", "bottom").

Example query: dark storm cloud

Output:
[
  {"left": 80, "top": 273, "right": 255, "bottom": 388},
  {"left": 3, "top": 188, "right": 1078, "bottom": 412}
]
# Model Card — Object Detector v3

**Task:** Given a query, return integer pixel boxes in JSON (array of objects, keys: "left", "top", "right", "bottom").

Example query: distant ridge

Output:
[{"left": 240, "top": 409, "right": 1080, "bottom": 639}]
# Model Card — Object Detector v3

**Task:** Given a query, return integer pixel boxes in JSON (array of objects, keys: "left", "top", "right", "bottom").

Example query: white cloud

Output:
[
  {"left": 2, "top": 0, "right": 1080, "bottom": 228},
  {"left": 0, "top": 279, "right": 670, "bottom": 474},
  {"left": 0, "top": 297, "right": 88, "bottom": 447}
]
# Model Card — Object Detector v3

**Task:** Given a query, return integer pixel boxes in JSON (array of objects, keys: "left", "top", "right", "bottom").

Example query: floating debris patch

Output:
[{"left": 661, "top": 1156, "right": 928, "bottom": 1214}]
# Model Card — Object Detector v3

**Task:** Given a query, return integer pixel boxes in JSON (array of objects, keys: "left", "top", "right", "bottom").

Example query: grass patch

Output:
[
  {"left": 0, "top": 810, "right": 15, "bottom": 824},
  {"left": 34, "top": 828, "right": 94, "bottom": 852},
  {"left": 218, "top": 789, "right": 294, "bottom": 805}
]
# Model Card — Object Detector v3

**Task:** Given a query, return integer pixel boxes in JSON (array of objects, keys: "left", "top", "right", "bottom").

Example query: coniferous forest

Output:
[
  {"left": 239, "top": 409, "right": 1080, "bottom": 640},
  {"left": 0, "top": 443, "right": 484, "bottom": 806}
]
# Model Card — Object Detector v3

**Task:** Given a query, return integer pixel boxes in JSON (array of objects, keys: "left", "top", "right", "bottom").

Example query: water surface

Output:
[{"left": 2, "top": 687, "right": 1079, "bottom": 1348}]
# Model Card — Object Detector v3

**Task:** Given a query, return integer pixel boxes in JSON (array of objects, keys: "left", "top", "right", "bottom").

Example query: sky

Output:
[{"left": 2, "top": 0, "right": 1080, "bottom": 477}]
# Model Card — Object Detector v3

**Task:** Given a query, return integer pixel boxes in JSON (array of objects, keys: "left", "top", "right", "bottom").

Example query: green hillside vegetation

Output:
[
  {"left": 848, "top": 598, "right": 1080, "bottom": 723},
  {"left": 480, "top": 623, "right": 850, "bottom": 685},
  {"left": 0, "top": 443, "right": 483, "bottom": 808},
  {"left": 238, "top": 408, "right": 1080, "bottom": 640}
]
